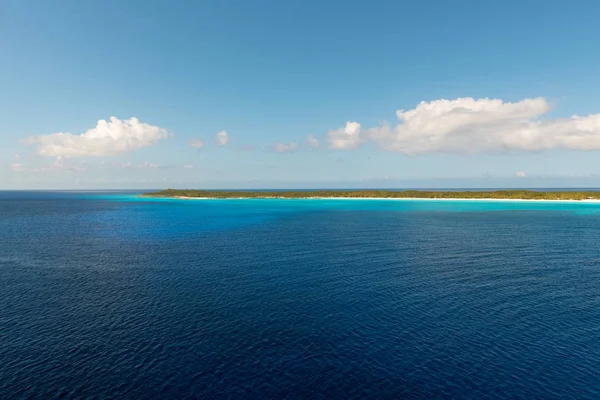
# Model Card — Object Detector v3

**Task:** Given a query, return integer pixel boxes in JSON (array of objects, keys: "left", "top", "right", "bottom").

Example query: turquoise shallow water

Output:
[{"left": 2, "top": 191, "right": 600, "bottom": 399}]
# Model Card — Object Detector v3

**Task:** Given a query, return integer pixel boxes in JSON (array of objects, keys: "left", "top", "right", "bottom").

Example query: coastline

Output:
[{"left": 143, "top": 195, "right": 600, "bottom": 204}]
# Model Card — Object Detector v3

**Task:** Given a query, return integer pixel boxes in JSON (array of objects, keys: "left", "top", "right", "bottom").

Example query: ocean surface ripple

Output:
[{"left": 1, "top": 192, "right": 600, "bottom": 399}]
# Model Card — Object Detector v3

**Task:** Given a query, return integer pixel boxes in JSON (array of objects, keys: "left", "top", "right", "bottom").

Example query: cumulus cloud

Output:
[
  {"left": 514, "top": 171, "right": 527, "bottom": 178},
  {"left": 134, "top": 161, "right": 160, "bottom": 169},
  {"left": 189, "top": 138, "right": 205, "bottom": 149},
  {"left": 11, "top": 156, "right": 85, "bottom": 173},
  {"left": 306, "top": 134, "right": 320, "bottom": 148},
  {"left": 215, "top": 130, "right": 229, "bottom": 146},
  {"left": 267, "top": 135, "right": 322, "bottom": 153},
  {"left": 367, "top": 97, "right": 600, "bottom": 154},
  {"left": 269, "top": 141, "right": 299, "bottom": 153},
  {"left": 327, "top": 121, "right": 362, "bottom": 149},
  {"left": 183, "top": 164, "right": 194, "bottom": 169},
  {"left": 114, "top": 161, "right": 169, "bottom": 169},
  {"left": 23, "top": 117, "right": 169, "bottom": 157}
]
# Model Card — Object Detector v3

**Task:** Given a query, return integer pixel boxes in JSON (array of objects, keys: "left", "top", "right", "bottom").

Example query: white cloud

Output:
[
  {"left": 327, "top": 121, "right": 362, "bottom": 149},
  {"left": 514, "top": 171, "right": 527, "bottom": 178},
  {"left": 367, "top": 97, "right": 600, "bottom": 154},
  {"left": 10, "top": 163, "right": 24, "bottom": 172},
  {"left": 183, "top": 164, "right": 194, "bottom": 169},
  {"left": 270, "top": 141, "right": 298, "bottom": 153},
  {"left": 134, "top": 161, "right": 160, "bottom": 169},
  {"left": 267, "top": 135, "right": 321, "bottom": 153},
  {"left": 11, "top": 156, "right": 85, "bottom": 173},
  {"left": 115, "top": 161, "right": 163, "bottom": 169},
  {"left": 306, "top": 134, "right": 320, "bottom": 148},
  {"left": 23, "top": 117, "right": 169, "bottom": 157},
  {"left": 215, "top": 130, "right": 229, "bottom": 146},
  {"left": 189, "top": 138, "right": 205, "bottom": 149}
]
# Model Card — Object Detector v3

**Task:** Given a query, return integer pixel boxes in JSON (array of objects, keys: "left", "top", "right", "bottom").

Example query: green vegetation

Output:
[{"left": 142, "top": 189, "right": 600, "bottom": 201}]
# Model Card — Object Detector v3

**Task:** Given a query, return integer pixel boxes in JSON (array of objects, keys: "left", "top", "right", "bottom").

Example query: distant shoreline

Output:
[
  {"left": 141, "top": 190, "right": 600, "bottom": 203},
  {"left": 154, "top": 196, "right": 600, "bottom": 203}
]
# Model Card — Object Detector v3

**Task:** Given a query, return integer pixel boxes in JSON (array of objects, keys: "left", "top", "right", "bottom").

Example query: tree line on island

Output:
[{"left": 142, "top": 189, "right": 600, "bottom": 200}]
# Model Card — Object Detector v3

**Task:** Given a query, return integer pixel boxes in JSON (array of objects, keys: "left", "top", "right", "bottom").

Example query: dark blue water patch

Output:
[{"left": 2, "top": 192, "right": 600, "bottom": 399}]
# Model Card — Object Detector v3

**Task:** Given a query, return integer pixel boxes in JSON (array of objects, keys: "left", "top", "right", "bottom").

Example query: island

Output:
[{"left": 142, "top": 189, "right": 600, "bottom": 201}]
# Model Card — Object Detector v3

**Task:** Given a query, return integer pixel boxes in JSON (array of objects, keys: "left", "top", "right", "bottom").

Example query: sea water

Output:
[{"left": 1, "top": 191, "right": 600, "bottom": 399}]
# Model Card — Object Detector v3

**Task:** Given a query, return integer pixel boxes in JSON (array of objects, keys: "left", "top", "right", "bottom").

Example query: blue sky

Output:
[{"left": 2, "top": 0, "right": 600, "bottom": 189}]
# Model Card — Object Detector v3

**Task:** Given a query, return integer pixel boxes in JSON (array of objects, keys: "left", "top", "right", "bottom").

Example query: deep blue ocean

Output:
[{"left": 2, "top": 191, "right": 600, "bottom": 399}]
